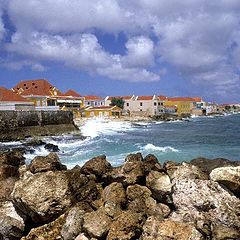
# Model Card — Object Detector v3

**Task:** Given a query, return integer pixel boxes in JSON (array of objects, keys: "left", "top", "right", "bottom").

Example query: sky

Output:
[{"left": 0, "top": 0, "right": 240, "bottom": 103}]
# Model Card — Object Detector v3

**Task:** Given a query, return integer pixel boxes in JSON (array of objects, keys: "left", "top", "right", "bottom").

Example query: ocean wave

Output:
[{"left": 141, "top": 143, "right": 179, "bottom": 153}]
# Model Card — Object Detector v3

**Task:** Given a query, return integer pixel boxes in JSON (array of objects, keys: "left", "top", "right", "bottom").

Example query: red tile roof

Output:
[
  {"left": 168, "top": 97, "right": 201, "bottom": 102},
  {"left": 13, "top": 79, "right": 62, "bottom": 96},
  {"left": 137, "top": 96, "right": 154, "bottom": 100},
  {"left": 64, "top": 89, "right": 81, "bottom": 97},
  {"left": 158, "top": 95, "right": 167, "bottom": 100},
  {"left": 0, "top": 87, "right": 30, "bottom": 102},
  {"left": 84, "top": 95, "right": 103, "bottom": 100}
]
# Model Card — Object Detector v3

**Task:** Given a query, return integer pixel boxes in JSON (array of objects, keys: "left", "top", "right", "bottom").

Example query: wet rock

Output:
[
  {"left": 171, "top": 162, "right": 209, "bottom": 180},
  {"left": 210, "top": 166, "right": 240, "bottom": 195},
  {"left": 81, "top": 155, "right": 112, "bottom": 179},
  {"left": 44, "top": 143, "right": 60, "bottom": 152},
  {"left": 190, "top": 157, "right": 240, "bottom": 176},
  {"left": 28, "top": 153, "right": 67, "bottom": 174},
  {"left": 172, "top": 178, "right": 240, "bottom": 231},
  {"left": 143, "top": 154, "right": 162, "bottom": 173},
  {"left": 211, "top": 224, "right": 240, "bottom": 240},
  {"left": 142, "top": 217, "right": 203, "bottom": 240},
  {"left": 61, "top": 206, "right": 85, "bottom": 240},
  {"left": 0, "top": 201, "right": 25, "bottom": 240},
  {"left": 146, "top": 171, "right": 172, "bottom": 203},
  {"left": 12, "top": 171, "right": 73, "bottom": 223},
  {"left": 102, "top": 182, "right": 126, "bottom": 217},
  {"left": 107, "top": 211, "right": 144, "bottom": 240},
  {"left": 83, "top": 208, "right": 112, "bottom": 238},
  {"left": 21, "top": 214, "right": 65, "bottom": 240}
]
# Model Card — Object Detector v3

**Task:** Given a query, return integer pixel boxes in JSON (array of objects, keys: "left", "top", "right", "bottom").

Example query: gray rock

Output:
[
  {"left": 210, "top": 166, "right": 240, "bottom": 195},
  {"left": 61, "top": 206, "right": 85, "bottom": 240},
  {"left": 0, "top": 201, "right": 25, "bottom": 240},
  {"left": 83, "top": 208, "right": 112, "bottom": 238}
]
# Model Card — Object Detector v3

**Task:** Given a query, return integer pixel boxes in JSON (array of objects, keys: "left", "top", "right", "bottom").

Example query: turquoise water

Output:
[{"left": 1, "top": 114, "right": 240, "bottom": 168}]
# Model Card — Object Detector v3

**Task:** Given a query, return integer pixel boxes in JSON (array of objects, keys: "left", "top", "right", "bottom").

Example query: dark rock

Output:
[
  {"left": 0, "top": 149, "right": 25, "bottom": 167},
  {"left": 163, "top": 160, "right": 180, "bottom": 178},
  {"left": 107, "top": 211, "right": 144, "bottom": 240},
  {"left": 211, "top": 224, "right": 240, "bottom": 240},
  {"left": 0, "top": 178, "right": 17, "bottom": 201},
  {"left": 0, "top": 164, "right": 19, "bottom": 180},
  {"left": 143, "top": 154, "right": 162, "bottom": 172},
  {"left": 81, "top": 155, "right": 112, "bottom": 179},
  {"left": 24, "top": 139, "right": 46, "bottom": 147},
  {"left": 0, "top": 201, "right": 25, "bottom": 240},
  {"left": 83, "top": 208, "right": 112, "bottom": 238},
  {"left": 44, "top": 143, "right": 60, "bottom": 152},
  {"left": 125, "top": 152, "right": 143, "bottom": 162},
  {"left": 28, "top": 153, "right": 67, "bottom": 174},
  {"left": 190, "top": 157, "right": 240, "bottom": 176}
]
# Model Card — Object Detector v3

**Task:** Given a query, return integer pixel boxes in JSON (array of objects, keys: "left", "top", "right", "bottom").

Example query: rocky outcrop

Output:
[
  {"left": 210, "top": 166, "right": 240, "bottom": 195},
  {"left": 28, "top": 153, "right": 67, "bottom": 174},
  {"left": 1, "top": 152, "right": 240, "bottom": 239}
]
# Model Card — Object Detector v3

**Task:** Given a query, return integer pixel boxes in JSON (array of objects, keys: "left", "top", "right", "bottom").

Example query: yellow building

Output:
[
  {"left": 84, "top": 106, "right": 122, "bottom": 118},
  {"left": 164, "top": 97, "right": 200, "bottom": 116}
]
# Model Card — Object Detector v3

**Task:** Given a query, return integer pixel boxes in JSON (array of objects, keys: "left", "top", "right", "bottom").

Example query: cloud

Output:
[
  {"left": 2, "top": 0, "right": 240, "bottom": 96},
  {"left": 0, "top": 3, "right": 5, "bottom": 40}
]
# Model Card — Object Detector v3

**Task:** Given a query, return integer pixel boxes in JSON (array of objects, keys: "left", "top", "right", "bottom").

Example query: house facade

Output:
[
  {"left": 84, "top": 106, "right": 122, "bottom": 118},
  {"left": 84, "top": 96, "right": 105, "bottom": 107}
]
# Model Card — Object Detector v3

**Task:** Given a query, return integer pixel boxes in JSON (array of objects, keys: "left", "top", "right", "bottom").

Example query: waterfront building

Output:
[
  {"left": 84, "top": 105, "right": 122, "bottom": 118},
  {"left": 84, "top": 96, "right": 105, "bottom": 107},
  {"left": 0, "top": 87, "right": 34, "bottom": 110}
]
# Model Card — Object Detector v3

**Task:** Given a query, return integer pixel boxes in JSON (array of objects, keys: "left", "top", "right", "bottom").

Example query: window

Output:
[
  {"left": 154, "top": 102, "right": 157, "bottom": 106},
  {"left": 126, "top": 103, "right": 129, "bottom": 107},
  {"left": 158, "top": 102, "right": 160, "bottom": 106},
  {"left": 161, "top": 102, "right": 163, "bottom": 106},
  {"left": 140, "top": 102, "right": 142, "bottom": 106},
  {"left": 140, "top": 109, "right": 142, "bottom": 111}
]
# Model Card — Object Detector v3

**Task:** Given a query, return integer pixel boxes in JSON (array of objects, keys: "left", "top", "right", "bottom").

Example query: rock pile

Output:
[{"left": 0, "top": 150, "right": 240, "bottom": 240}]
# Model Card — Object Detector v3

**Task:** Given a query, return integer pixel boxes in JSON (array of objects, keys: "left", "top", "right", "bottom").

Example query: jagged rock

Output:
[
  {"left": 163, "top": 161, "right": 180, "bottom": 178},
  {"left": 211, "top": 224, "right": 240, "bottom": 240},
  {"left": 143, "top": 154, "right": 162, "bottom": 173},
  {"left": 210, "top": 166, "right": 240, "bottom": 195},
  {"left": 171, "top": 162, "right": 209, "bottom": 180},
  {"left": 61, "top": 206, "right": 86, "bottom": 240},
  {"left": 102, "top": 182, "right": 126, "bottom": 217},
  {"left": 142, "top": 216, "right": 203, "bottom": 240},
  {"left": 12, "top": 171, "right": 74, "bottom": 223},
  {"left": 125, "top": 152, "right": 143, "bottom": 162},
  {"left": 28, "top": 153, "right": 67, "bottom": 174},
  {"left": 75, "top": 233, "right": 89, "bottom": 240},
  {"left": 107, "top": 211, "right": 144, "bottom": 240},
  {"left": 172, "top": 178, "right": 240, "bottom": 232},
  {"left": 44, "top": 143, "right": 60, "bottom": 152},
  {"left": 0, "top": 201, "right": 25, "bottom": 240},
  {"left": 146, "top": 171, "right": 172, "bottom": 203},
  {"left": 127, "top": 184, "right": 152, "bottom": 201},
  {"left": 81, "top": 155, "right": 112, "bottom": 178},
  {"left": 0, "top": 149, "right": 25, "bottom": 167},
  {"left": 0, "top": 178, "right": 17, "bottom": 202},
  {"left": 21, "top": 214, "right": 65, "bottom": 240},
  {"left": 83, "top": 208, "right": 112, "bottom": 238},
  {"left": 190, "top": 157, "right": 240, "bottom": 175}
]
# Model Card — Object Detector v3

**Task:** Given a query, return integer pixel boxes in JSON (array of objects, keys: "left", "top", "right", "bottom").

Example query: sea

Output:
[{"left": 1, "top": 113, "right": 240, "bottom": 168}]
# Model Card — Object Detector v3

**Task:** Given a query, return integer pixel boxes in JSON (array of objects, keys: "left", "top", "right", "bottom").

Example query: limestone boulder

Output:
[
  {"left": 0, "top": 201, "right": 25, "bottom": 240},
  {"left": 211, "top": 224, "right": 240, "bottom": 240},
  {"left": 142, "top": 217, "right": 203, "bottom": 240},
  {"left": 61, "top": 206, "right": 86, "bottom": 240},
  {"left": 143, "top": 154, "right": 162, "bottom": 173},
  {"left": 83, "top": 208, "right": 112, "bottom": 238},
  {"left": 146, "top": 171, "right": 172, "bottom": 203},
  {"left": 0, "top": 178, "right": 17, "bottom": 201},
  {"left": 107, "top": 211, "right": 144, "bottom": 240},
  {"left": 210, "top": 166, "right": 240, "bottom": 195},
  {"left": 28, "top": 153, "right": 67, "bottom": 174},
  {"left": 21, "top": 214, "right": 65, "bottom": 240},
  {"left": 172, "top": 178, "right": 240, "bottom": 232},
  {"left": 81, "top": 155, "right": 112, "bottom": 179}
]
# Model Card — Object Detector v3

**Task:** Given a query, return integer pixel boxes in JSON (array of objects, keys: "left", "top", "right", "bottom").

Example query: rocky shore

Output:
[{"left": 1, "top": 149, "right": 240, "bottom": 240}]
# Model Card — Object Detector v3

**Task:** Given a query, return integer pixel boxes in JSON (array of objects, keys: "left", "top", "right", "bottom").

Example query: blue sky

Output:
[{"left": 0, "top": 0, "right": 240, "bottom": 103}]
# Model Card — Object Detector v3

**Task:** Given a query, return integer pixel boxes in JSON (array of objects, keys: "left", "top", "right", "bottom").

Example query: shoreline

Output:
[{"left": 0, "top": 150, "right": 240, "bottom": 239}]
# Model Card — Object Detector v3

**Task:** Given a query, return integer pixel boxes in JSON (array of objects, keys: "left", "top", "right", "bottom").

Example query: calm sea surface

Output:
[{"left": 1, "top": 114, "right": 240, "bottom": 168}]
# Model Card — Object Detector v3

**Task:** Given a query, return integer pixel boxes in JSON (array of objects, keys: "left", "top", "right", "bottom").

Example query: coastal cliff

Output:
[
  {"left": 0, "top": 111, "right": 78, "bottom": 141},
  {"left": 0, "top": 150, "right": 240, "bottom": 240}
]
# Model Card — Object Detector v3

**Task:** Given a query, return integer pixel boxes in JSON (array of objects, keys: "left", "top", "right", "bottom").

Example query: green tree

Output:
[{"left": 110, "top": 97, "right": 125, "bottom": 109}]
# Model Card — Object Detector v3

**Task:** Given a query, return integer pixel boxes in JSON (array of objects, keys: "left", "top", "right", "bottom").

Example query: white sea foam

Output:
[
  {"left": 80, "top": 118, "right": 135, "bottom": 138},
  {"left": 141, "top": 143, "right": 179, "bottom": 153},
  {"left": 24, "top": 146, "right": 50, "bottom": 163}
]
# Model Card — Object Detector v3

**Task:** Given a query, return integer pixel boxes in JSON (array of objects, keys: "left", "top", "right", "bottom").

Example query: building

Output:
[
  {"left": 84, "top": 105, "right": 122, "bottom": 118},
  {"left": 0, "top": 87, "right": 34, "bottom": 110},
  {"left": 84, "top": 96, "right": 105, "bottom": 107},
  {"left": 105, "top": 95, "right": 135, "bottom": 112}
]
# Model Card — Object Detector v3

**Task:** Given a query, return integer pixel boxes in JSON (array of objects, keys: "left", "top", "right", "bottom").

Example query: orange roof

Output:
[
  {"left": 13, "top": 79, "right": 62, "bottom": 96},
  {"left": 84, "top": 95, "right": 104, "bottom": 100},
  {"left": 0, "top": 87, "right": 30, "bottom": 102},
  {"left": 137, "top": 96, "right": 154, "bottom": 100},
  {"left": 64, "top": 89, "right": 81, "bottom": 97},
  {"left": 167, "top": 97, "right": 201, "bottom": 102},
  {"left": 158, "top": 95, "right": 167, "bottom": 100}
]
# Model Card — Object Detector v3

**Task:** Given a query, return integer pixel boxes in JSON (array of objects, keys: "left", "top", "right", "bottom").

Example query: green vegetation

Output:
[{"left": 110, "top": 97, "right": 125, "bottom": 109}]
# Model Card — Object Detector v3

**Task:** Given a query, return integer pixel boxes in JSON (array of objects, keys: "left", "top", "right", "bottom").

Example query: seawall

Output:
[{"left": 0, "top": 110, "right": 78, "bottom": 141}]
